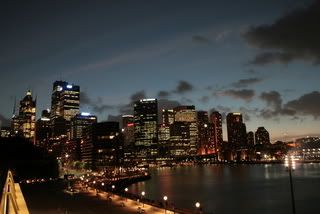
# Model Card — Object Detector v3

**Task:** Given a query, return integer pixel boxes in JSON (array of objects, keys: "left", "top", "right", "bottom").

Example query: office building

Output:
[
  {"left": 12, "top": 90, "right": 36, "bottom": 143},
  {"left": 35, "top": 109, "right": 51, "bottom": 146},
  {"left": 122, "top": 115, "right": 135, "bottom": 146},
  {"left": 210, "top": 111, "right": 223, "bottom": 156},
  {"left": 70, "top": 112, "right": 97, "bottom": 140},
  {"left": 81, "top": 122, "right": 123, "bottom": 169},
  {"left": 50, "top": 81, "right": 80, "bottom": 137},
  {"left": 162, "top": 109, "right": 175, "bottom": 125},
  {"left": 255, "top": 127, "right": 270, "bottom": 145},
  {"left": 197, "top": 111, "right": 210, "bottom": 155},
  {"left": 226, "top": 113, "right": 247, "bottom": 160},
  {"left": 174, "top": 105, "right": 198, "bottom": 155},
  {"left": 134, "top": 99, "right": 158, "bottom": 158}
]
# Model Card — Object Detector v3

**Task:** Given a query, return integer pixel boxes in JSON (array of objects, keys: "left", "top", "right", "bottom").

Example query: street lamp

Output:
[
  {"left": 285, "top": 155, "right": 296, "bottom": 214},
  {"left": 101, "top": 182, "right": 105, "bottom": 187},
  {"left": 141, "top": 191, "right": 145, "bottom": 207},
  {"left": 163, "top": 195, "right": 168, "bottom": 213},
  {"left": 124, "top": 188, "right": 128, "bottom": 201},
  {"left": 111, "top": 185, "right": 115, "bottom": 196},
  {"left": 195, "top": 202, "right": 201, "bottom": 214}
]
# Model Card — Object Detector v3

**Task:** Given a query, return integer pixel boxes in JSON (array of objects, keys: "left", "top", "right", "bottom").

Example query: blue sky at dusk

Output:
[{"left": 1, "top": 0, "right": 319, "bottom": 141}]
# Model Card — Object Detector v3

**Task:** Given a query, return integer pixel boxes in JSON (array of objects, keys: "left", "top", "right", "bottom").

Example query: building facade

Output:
[
  {"left": 12, "top": 90, "right": 36, "bottom": 143},
  {"left": 134, "top": 99, "right": 158, "bottom": 159}
]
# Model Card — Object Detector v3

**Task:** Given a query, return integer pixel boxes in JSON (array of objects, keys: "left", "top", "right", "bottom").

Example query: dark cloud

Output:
[
  {"left": 199, "top": 96, "right": 210, "bottom": 103},
  {"left": 248, "top": 52, "right": 296, "bottom": 65},
  {"left": 221, "top": 89, "right": 255, "bottom": 101},
  {"left": 259, "top": 90, "right": 296, "bottom": 119},
  {"left": 232, "top": 77, "right": 263, "bottom": 88},
  {"left": 244, "top": 1, "right": 320, "bottom": 65},
  {"left": 0, "top": 114, "right": 10, "bottom": 127},
  {"left": 192, "top": 35, "right": 210, "bottom": 44},
  {"left": 158, "top": 99, "right": 180, "bottom": 110},
  {"left": 209, "top": 106, "right": 230, "bottom": 124},
  {"left": 260, "top": 91, "right": 282, "bottom": 110},
  {"left": 80, "top": 92, "right": 114, "bottom": 114},
  {"left": 157, "top": 90, "right": 170, "bottom": 98},
  {"left": 119, "top": 90, "right": 147, "bottom": 115},
  {"left": 180, "top": 97, "right": 194, "bottom": 105},
  {"left": 284, "top": 91, "right": 320, "bottom": 118},
  {"left": 107, "top": 114, "right": 122, "bottom": 124},
  {"left": 130, "top": 90, "right": 146, "bottom": 102},
  {"left": 174, "top": 81, "right": 194, "bottom": 94}
]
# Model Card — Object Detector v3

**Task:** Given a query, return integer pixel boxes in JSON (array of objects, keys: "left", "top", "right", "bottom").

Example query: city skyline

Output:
[{"left": 1, "top": 0, "right": 320, "bottom": 141}]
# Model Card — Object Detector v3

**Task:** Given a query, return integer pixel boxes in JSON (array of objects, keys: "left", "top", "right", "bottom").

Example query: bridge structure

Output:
[{"left": 0, "top": 170, "right": 29, "bottom": 214}]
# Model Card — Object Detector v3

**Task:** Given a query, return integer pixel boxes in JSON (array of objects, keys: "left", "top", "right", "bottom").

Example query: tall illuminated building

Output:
[
  {"left": 50, "top": 81, "right": 80, "bottom": 137},
  {"left": 70, "top": 112, "right": 97, "bottom": 139},
  {"left": 35, "top": 109, "right": 51, "bottom": 146},
  {"left": 170, "top": 121, "right": 190, "bottom": 156},
  {"left": 210, "top": 111, "right": 223, "bottom": 155},
  {"left": 255, "top": 127, "right": 270, "bottom": 145},
  {"left": 12, "top": 90, "right": 36, "bottom": 143},
  {"left": 122, "top": 115, "right": 135, "bottom": 146},
  {"left": 50, "top": 81, "right": 80, "bottom": 121},
  {"left": 174, "top": 105, "right": 198, "bottom": 155},
  {"left": 227, "top": 112, "right": 247, "bottom": 160},
  {"left": 197, "top": 111, "right": 210, "bottom": 155},
  {"left": 81, "top": 122, "right": 123, "bottom": 169},
  {"left": 134, "top": 99, "right": 158, "bottom": 158}
]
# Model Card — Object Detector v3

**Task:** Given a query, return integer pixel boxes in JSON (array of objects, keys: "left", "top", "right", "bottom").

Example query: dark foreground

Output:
[{"left": 21, "top": 180, "right": 131, "bottom": 214}]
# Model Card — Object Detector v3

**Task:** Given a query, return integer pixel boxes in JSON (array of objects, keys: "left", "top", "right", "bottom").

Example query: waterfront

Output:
[{"left": 129, "top": 163, "right": 320, "bottom": 214}]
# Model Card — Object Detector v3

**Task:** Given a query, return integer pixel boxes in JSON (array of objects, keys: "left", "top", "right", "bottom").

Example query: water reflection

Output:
[{"left": 129, "top": 163, "right": 320, "bottom": 214}]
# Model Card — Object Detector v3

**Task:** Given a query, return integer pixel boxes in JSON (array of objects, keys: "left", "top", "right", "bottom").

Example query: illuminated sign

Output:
[{"left": 127, "top": 123, "right": 134, "bottom": 127}]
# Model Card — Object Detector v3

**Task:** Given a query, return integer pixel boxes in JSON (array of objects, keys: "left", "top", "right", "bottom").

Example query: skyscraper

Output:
[
  {"left": 12, "top": 90, "right": 36, "bottom": 143},
  {"left": 35, "top": 109, "right": 51, "bottom": 146},
  {"left": 210, "top": 111, "right": 223, "bottom": 156},
  {"left": 122, "top": 115, "right": 135, "bottom": 146},
  {"left": 134, "top": 99, "right": 158, "bottom": 158},
  {"left": 70, "top": 112, "right": 97, "bottom": 140},
  {"left": 226, "top": 112, "right": 247, "bottom": 160},
  {"left": 197, "top": 111, "right": 210, "bottom": 155},
  {"left": 169, "top": 121, "right": 190, "bottom": 156},
  {"left": 50, "top": 81, "right": 80, "bottom": 137},
  {"left": 81, "top": 122, "right": 123, "bottom": 169},
  {"left": 174, "top": 105, "right": 198, "bottom": 155},
  {"left": 50, "top": 81, "right": 80, "bottom": 121},
  {"left": 255, "top": 127, "right": 270, "bottom": 145}
]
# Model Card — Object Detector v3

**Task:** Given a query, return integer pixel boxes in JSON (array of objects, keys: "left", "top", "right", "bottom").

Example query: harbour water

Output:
[{"left": 129, "top": 163, "right": 320, "bottom": 214}]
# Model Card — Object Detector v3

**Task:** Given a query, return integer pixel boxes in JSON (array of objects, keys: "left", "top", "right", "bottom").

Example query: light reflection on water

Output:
[{"left": 129, "top": 163, "right": 320, "bottom": 214}]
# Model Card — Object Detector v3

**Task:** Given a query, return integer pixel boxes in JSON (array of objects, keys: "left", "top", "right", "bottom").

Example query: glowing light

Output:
[
  {"left": 163, "top": 196, "right": 168, "bottom": 201},
  {"left": 81, "top": 112, "right": 90, "bottom": 116},
  {"left": 195, "top": 202, "right": 201, "bottom": 208},
  {"left": 127, "top": 123, "right": 134, "bottom": 127},
  {"left": 125, "top": 188, "right": 128, "bottom": 192},
  {"left": 57, "top": 86, "right": 63, "bottom": 91},
  {"left": 141, "top": 191, "right": 145, "bottom": 196},
  {"left": 141, "top": 98, "right": 156, "bottom": 102},
  {"left": 66, "top": 84, "right": 73, "bottom": 89}
]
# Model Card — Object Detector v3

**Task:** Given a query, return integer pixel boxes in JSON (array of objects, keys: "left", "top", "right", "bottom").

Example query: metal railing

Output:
[{"left": 0, "top": 170, "right": 29, "bottom": 214}]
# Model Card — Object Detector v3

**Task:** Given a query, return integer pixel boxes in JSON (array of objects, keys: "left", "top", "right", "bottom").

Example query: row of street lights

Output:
[{"left": 90, "top": 180, "right": 202, "bottom": 213}]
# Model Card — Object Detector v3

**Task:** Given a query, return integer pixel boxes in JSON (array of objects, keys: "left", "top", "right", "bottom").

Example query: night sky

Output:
[{"left": 1, "top": 0, "right": 319, "bottom": 141}]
